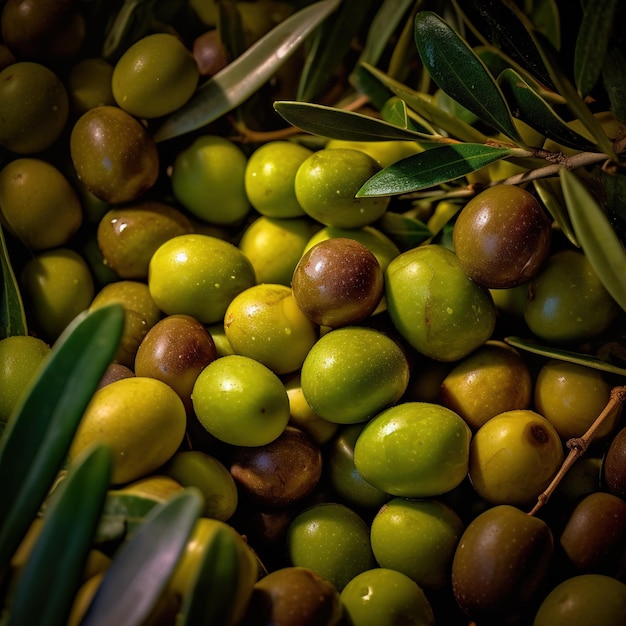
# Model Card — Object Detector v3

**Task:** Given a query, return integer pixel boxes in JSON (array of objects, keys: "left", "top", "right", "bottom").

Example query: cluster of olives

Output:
[{"left": 1, "top": 2, "right": 626, "bottom": 625}]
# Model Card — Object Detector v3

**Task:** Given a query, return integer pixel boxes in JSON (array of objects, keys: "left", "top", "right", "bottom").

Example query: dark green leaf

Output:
[
  {"left": 273, "top": 100, "right": 439, "bottom": 143},
  {"left": 94, "top": 491, "right": 162, "bottom": 543},
  {"left": 80, "top": 488, "right": 203, "bottom": 626},
  {"left": 0, "top": 304, "right": 124, "bottom": 575},
  {"left": 178, "top": 526, "right": 240, "bottom": 626},
  {"left": 602, "top": 47, "right": 626, "bottom": 124},
  {"left": 0, "top": 224, "right": 27, "bottom": 339},
  {"left": 380, "top": 97, "right": 433, "bottom": 135},
  {"left": 532, "top": 177, "right": 578, "bottom": 246},
  {"left": 505, "top": 336, "right": 626, "bottom": 376},
  {"left": 153, "top": 0, "right": 341, "bottom": 142},
  {"left": 529, "top": 0, "right": 561, "bottom": 51},
  {"left": 298, "top": 0, "right": 377, "bottom": 102},
  {"left": 560, "top": 168, "right": 626, "bottom": 312},
  {"left": 357, "top": 143, "right": 515, "bottom": 197},
  {"left": 414, "top": 11, "right": 523, "bottom": 143},
  {"left": 574, "top": 0, "right": 617, "bottom": 97},
  {"left": 599, "top": 168, "right": 626, "bottom": 243},
  {"left": 7, "top": 444, "right": 112, "bottom": 626},
  {"left": 217, "top": 0, "right": 246, "bottom": 61},
  {"left": 454, "top": 0, "right": 554, "bottom": 88},
  {"left": 362, "top": 63, "right": 490, "bottom": 144},
  {"left": 376, "top": 212, "right": 432, "bottom": 250},
  {"left": 498, "top": 68, "right": 596, "bottom": 151},
  {"left": 350, "top": 65, "right": 396, "bottom": 110}
]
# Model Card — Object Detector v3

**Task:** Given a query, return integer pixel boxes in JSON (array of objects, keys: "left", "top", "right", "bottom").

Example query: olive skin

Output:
[
  {"left": 0, "top": 61, "right": 69, "bottom": 154},
  {"left": 112, "top": 33, "right": 199, "bottom": 119},
  {"left": 451, "top": 504, "right": 554, "bottom": 623},
  {"left": 453, "top": 184, "right": 552, "bottom": 288},
  {"left": 229, "top": 426, "right": 322, "bottom": 508},
  {"left": 70, "top": 105, "right": 159, "bottom": 205},
  {"left": 67, "top": 58, "right": 116, "bottom": 116},
  {"left": 134, "top": 314, "right": 218, "bottom": 413},
  {"left": 603, "top": 427, "right": 626, "bottom": 499},
  {"left": 292, "top": 238, "right": 384, "bottom": 328}
]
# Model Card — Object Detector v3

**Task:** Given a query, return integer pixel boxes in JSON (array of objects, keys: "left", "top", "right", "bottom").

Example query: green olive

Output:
[
  {"left": 171, "top": 135, "right": 250, "bottom": 226},
  {"left": 67, "top": 57, "right": 115, "bottom": 115},
  {"left": 326, "top": 139, "right": 423, "bottom": 167},
  {"left": 0, "top": 61, "right": 68, "bottom": 154},
  {"left": 70, "top": 105, "right": 159, "bottom": 205},
  {"left": 0, "top": 335, "right": 50, "bottom": 422},
  {"left": 148, "top": 233, "right": 256, "bottom": 325},
  {"left": 0, "top": 157, "right": 82, "bottom": 250},
  {"left": 21, "top": 248, "right": 94, "bottom": 341},
  {"left": 294, "top": 148, "right": 390, "bottom": 228},
  {"left": 244, "top": 140, "right": 313, "bottom": 218},
  {"left": 112, "top": 33, "right": 199, "bottom": 119}
]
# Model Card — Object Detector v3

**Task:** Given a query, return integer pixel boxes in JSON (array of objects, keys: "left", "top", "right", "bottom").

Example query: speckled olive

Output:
[
  {"left": 0, "top": 61, "right": 68, "bottom": 154},
  {"left": 453, "top": 184, "right": 552, "bottom": 288},
  {"left": 97, "top": 201, "right": 193, "bottom": 279},
  {"left": 292, "top": 238, "right": 384, "bottom": 328},
  {"left": 70, "top": 105, "right": 159, "bottom": 204},
  {"left": 134, "top": 313, "right": 218, "bottom": 413},
  {"left": 112, "top": 33, "right": 199, "bottom": 119},
  {"left": 294, "top": 148, "right": 390, "bottom": 228},
  {"left": 0, "top": 157, "right": 82, "bottom": 250},
  {"left": 229, "top": 425, "right": 322, "bottom": 508}
]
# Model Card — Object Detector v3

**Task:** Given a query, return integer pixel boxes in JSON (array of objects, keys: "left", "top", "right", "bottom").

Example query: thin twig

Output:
[{"left": 527, "top": 385, "right": 626, "bottom": 517}]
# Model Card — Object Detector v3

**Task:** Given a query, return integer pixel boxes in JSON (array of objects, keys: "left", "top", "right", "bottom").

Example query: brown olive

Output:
[
  {"left": 193, "top": 29, "right": 229, "bottom": 77},
  {"left": 602, "top": 426, "right": 626, "bottom": 499},
  {"left": 134, "top": 314, "right": 218, "bottom": 413},
  {"left": 229, "top": 426, "right": 322, "bottom": 508},
  {"left": 453, "top": 184, "right": 552, "bottom": 288},
  {"left": 291, "top": 237, "right": 383, "bottom": 327}
]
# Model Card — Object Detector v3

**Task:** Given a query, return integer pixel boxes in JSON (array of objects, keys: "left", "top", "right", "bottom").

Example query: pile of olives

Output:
[{"left": 1, "top": 1, "right": 626, "bottom": 625}]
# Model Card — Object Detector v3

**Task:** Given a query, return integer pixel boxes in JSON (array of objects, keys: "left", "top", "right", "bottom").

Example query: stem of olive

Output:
[{"left": 527, "top": 385, "right": 626, "bottom": 517}]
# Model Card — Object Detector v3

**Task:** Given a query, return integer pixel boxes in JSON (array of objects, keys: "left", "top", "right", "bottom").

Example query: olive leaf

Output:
[
  {"left": 0, "top": 304, "right": 124, "bottom": 577},
  {"left": 80, "top": 488, "right": 203, "bottom": 626},
  {"left": 602, "top": 47, "right": 626, "bottom": 124},
  {"left": 497, "top": 68, "right": 597, "bottom": 151},
  {"left": 6, "top": 444, "right": 112, "bottom": 626},
  {"left": 361, "top": 63, "right": 490, "bottom": 144},
  {"left": 532, "top": 177, "right": 578, "bottom": 247},
  {"left": 505, "top": 336, "right": 626, "bottom": 377},
  {"left": 380, "top": 96, "right": 434, "bottom": 135},
  {"left": 599, "top": 168, "right": 626, "bottom": 243},
  {"left": 357, "top": 143, "right": 515, "bottom": 197},
  {"left": 273, "top": 100, "right": 440, "bottom": 143},
  {"left": 574, "top": 0, "right": 618, "bottom": 97},
  {"left": 0, "top": 223, "right": 27, "bottom": 339},
  {"left": 560, "top": 168, "right": 626, "bottom": 312},
  {"left": 153, "top": 0, "right": 341, "bottom": 143},
  {"left": 297, "top": 0, "right": 378, "bottom": 102},
  {"left": 414, "top": 11, "right": 524, "bottom": 144},
  {"left": 528, "top": 0, "right": 561, "bottom": 51}
]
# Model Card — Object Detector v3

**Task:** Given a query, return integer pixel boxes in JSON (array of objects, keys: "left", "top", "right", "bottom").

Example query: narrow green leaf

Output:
[
  {"left": 298, "top": 0, "right": 377, "bottom": 102},
  {"left": 574, "top": 0, "right": 617, "bottom": 97},
  {"left": 381, "top": 97, "right": 410, "bottom": 130},
  {"left": 273, "top": 100, "right": 440, "bottom": 143},
  {"left": 80, "top": 488, "right": 203, "bottom": 626},
  {"left": 498, "top": 68, "right": 596, "bottom": 150},
  {"left": 153, "top": 0, "right": 341, "bottom": 142},
  {"left": 0, "top": 224, "right": 27, "bottom": 338},
  {"left": 178, "top": 526, "right": 240, "bottom": 626},
  {"left": 414, "top": 11, "right": 524, "bottom": 143},
  {"left": 505, "top": 336, "right": 626, "bottom": 377},
  {"left": 0, "top": 304, "right": 124, "bottom": 574},
  {"left": 602, "top": 47, "right": 626, "bottom": 124},
  {"left": 529, "top": 0, "right": 561, "bottom": 51},
  {"left": 362, "top": 63, "right": 490, "bottom": 144},
  {"left": 532, "top": 177, "right": 578, "bottom": 247},
  {"left": 357, "top": 143, "right": 515, "bottom": 197},
  {"left": 7, "top": 444, "right": 112, "bottom": 626},
  {"left": 560, "top": 168, "right": 626, "bottom": 312},
  {"left": 599, "top": 168, "right": 626, "bottom": 243},
  {"left": 376, "top": 212, "right": 432, "bottom": 250}
]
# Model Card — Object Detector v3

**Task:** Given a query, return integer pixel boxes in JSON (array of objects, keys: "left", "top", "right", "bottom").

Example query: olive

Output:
[
  {"left": 134, "top": 313, "right": 218, "bottom": 413},
  {"left": 0, "top": 61, "right": 68, "bottom": 154},
  {"left": 70, "top": 105, "right": 159, "bottom": 205},
  {"left": 67, "top": 58, "right": 115, "bottom": 116},
  {"left": 96, "top": 363, "right": 135, "bottom": 390},
  {"left": 97, "top": 201, "right": 193, "bottom": 279},
  {"left": 291, "top": 238, "right": 384, "bottom": 328},
  {"left": 453, "top": 184, "right": 552, "bottom": 288},
  {"left": 0, "top": 157, "right": 82, "bottom": 250},
  {"left": 193, "top": 29, "right": 229, "bottom": 77},
  {"left": 229, "top": 425, "right": 322, "bottom": 508},
  {"left": 112, "top": 33, "right": 199, "bottom": 119},
  {"left": 603, "top": 427, "right": 626, "bottom": 499},
  {"left": 524, "top": 249, "right": 621, "bottom": 343}
]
